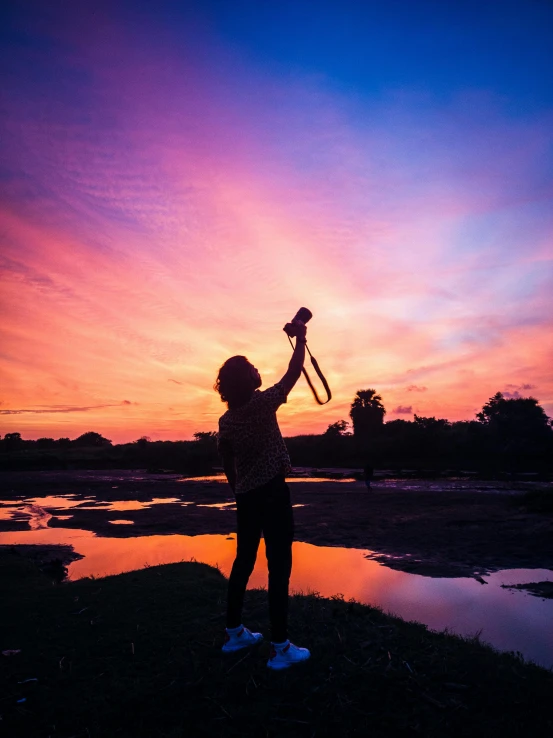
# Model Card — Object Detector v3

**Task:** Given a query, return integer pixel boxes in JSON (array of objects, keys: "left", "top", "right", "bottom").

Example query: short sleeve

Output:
[{"left": 257, "top": 382, "right": 288, "bottom": 412}]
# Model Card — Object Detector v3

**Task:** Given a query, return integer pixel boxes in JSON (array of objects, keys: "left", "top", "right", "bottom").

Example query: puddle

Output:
[
  {"left": 26, "top": 496, "right": 86, "bottom": 509},
  {"left": 179, "top": 475, "right": 357, "bottom": 484},
  {"left": 288, "top": 477, "right": 357, "bottom": 483},
  {"left": 109, "top": 520, "right": 135, "bottom": 525},
  {"left": 0, "top": 496, "right": 184, "bottom": 518},
  {"left": 197, "top": 502, "right": 237, "bottom": 510},
  {"left": 0, "top": 524, "right": 552, "bottom": 669},
  {"left": 92, "top": 498, "right": 182, "bottom": 512},
  {"left": 178, "top": 476, "right": 227, "bottom": 483}
]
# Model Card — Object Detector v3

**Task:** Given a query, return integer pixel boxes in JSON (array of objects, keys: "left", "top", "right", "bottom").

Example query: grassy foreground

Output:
[{"left": 1, "top": 549, "right": 552, "bottom": 738}]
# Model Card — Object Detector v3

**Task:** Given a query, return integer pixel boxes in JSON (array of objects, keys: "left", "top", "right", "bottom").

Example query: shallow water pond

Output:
[{"left": 1, "top": 518, "right": 552, "bottom": 669}]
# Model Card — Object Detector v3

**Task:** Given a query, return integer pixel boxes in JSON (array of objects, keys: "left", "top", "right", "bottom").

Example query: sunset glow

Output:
[{"left": 1, "top": 1, "right": 552, "bottom": 442}]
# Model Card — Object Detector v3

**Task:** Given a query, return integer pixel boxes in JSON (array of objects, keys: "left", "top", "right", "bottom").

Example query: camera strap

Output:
[{"left": 287, "top": 336, "right": 332, "bottom": 405}]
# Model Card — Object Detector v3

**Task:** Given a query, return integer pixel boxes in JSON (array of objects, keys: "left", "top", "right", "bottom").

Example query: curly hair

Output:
[{"left": 214, "top": 356, "right": 259, "bottom": 408}]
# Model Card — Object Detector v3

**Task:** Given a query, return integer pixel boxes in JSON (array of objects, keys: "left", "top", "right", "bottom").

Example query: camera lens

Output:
[{"left": 293, "top": 307, "right": 312, "bottom": 324}]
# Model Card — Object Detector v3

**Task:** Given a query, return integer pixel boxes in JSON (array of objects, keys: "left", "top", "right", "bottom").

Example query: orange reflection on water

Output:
[
  {"left": 287, "top": 478, "right": 356, "bottom": 483},
  {"left": 0, "top": 525, "right": 375, "bottom": 592},
  {"left": 109, "top": 520, "right": 135, "bottom": 525},
  {"left": 178, "top": 476, "right": 226, "bottom": 483},
  {"left": 1, "top": 497, "right": 188, "bottom": 517},
  {"left": 26, "top": 496, "right": 84, "bottom": 509},
  {"left": 0, "top": 527, "right": 552, "bottom": 667},
  {"left": 0, "top": 525, "right": 403, "bottom": 604},
  {"left": 179, "top": 476, "right": 357, "bottom": 484}
]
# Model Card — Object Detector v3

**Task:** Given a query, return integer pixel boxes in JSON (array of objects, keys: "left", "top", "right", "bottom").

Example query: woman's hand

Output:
[{"left": 292, "top": 319, "right": 307, "bottom": 342}]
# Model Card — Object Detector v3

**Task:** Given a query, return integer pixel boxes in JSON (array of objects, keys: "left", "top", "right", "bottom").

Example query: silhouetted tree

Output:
[
  {"left": 134, "top": 436, "right": 152, "bottom": 451},
  {"left": 383, "top": 419, "right": 414, "bottom": 443},
  {"left": 448, "top": 420, "right": 488, "bottom": 458},
  {"left": 349, "top": 389, "right": 386, "bottom": 439},
  {"left": 477, "top": 393, "right": 552, "bottom": 439},
  {"left": 413, "top": 416, "right": 451, "bottom": 432},
  {"left": 385, "top": 419, "right": 412, "bottom": 430},
  {"left": 3, "top": 432, "right": 23, "bottom": 451},
  {"left": 324, "top": 420, "right": 350, "bottom": 437},
  {"left": 187, "top": 431, "right": 218, "bottom": 473},
  {"left": 193, "top": 432, "right": 218, "bottom": 441},
  {"left": 57, "top": 438, "right": 71, "bottom": 449},
  {"left": 73, "top": 432, "right": 112, "bottom": 448},
  {"left": 36, "top": 437, "right": 56, "bottom": 449}
]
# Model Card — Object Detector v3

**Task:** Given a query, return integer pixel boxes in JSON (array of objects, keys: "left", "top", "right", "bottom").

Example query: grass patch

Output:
[{"left": 2, "top": 548, "right": 552, "bottom": 738}]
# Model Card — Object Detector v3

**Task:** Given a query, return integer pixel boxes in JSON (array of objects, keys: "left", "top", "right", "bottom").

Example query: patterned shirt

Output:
[{"left": 217, "top": 382, "right": 292, "bottom": 493}]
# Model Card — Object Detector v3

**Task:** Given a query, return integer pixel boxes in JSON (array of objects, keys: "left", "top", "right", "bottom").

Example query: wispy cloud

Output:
[
  {"left": 1, "top": 3, "right": 552, "bottom": 440},
  {"left": 501, "top": 383, "right": 538, "bottom": 399},
  {"left": 0, "top": 403, "right": 132, "bottom": 415}
]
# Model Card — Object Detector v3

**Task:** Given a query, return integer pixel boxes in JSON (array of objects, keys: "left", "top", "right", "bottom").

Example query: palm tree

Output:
[{"left": 349, "top": 389, "right": 386, "bottom": 439}]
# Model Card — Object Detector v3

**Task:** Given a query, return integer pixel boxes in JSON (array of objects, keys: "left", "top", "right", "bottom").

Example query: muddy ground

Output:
[{"left": 1, "top": 470, "right": 552, "bottom": 578}]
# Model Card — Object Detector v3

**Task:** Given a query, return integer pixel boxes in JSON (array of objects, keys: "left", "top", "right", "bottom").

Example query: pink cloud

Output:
[
  {"left": 1, "top": 6, "right": 552, "bottom": 441},
  {"left": 391, "top": 406, "right": 413, "bottom": 415}
]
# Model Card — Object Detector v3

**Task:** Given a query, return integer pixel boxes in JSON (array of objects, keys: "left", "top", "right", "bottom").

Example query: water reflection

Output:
[
  {"left": 178, "top": 475, "right": 357, "bottom": 484},
  {"left": 197, "top": 502, "right": 237, "bottom": 510},
  {"left": 288, "top": 477, "right": 356, "bottom": 483},
  {"left": 80, "top": 498, "right": 182, "bottom": 512},
  {"left": 25, "top": 504, "right": 53, "bottom": 529},
  {"left": 0, "top": 496, "right": 186, "bottom": 518},
  {"left": 26, "top": 495, "right": 85, "bottom": 509},
  {"left": 178, "top": 475, "right": 226, "bottom": 483},
  {"left": 0, "top": 526, "right": 551, "bottom": 669}
]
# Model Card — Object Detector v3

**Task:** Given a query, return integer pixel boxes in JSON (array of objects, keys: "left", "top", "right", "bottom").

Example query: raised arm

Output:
[{"left": 279, "top": 321, "right": 307, "bottom": 396}]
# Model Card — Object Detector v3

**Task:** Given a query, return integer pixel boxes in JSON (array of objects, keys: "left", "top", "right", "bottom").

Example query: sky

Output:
[{"left": 1, "top": 0, "right": 552, "bottom": 443}]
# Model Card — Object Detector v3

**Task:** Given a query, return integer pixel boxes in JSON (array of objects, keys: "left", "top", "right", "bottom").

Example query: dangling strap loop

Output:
[{"left": 287, "top": 336, "right": 332, "bottom": 405}]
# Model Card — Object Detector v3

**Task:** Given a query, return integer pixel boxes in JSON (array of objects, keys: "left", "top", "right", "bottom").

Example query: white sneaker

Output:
[
  {"left": 222, "top": 626, "right": 263, "bottom": 653},
  {"left": 267, "top": 640, "right": 310, "bottom": 670}
]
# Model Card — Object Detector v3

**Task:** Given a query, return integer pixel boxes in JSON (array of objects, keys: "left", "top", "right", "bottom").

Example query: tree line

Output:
[
  {"left": 303, "top": 389, "right": 552, "bottom": 472},
  {"left": 1, "top": 391, "right": 551, "bottom": 474}
]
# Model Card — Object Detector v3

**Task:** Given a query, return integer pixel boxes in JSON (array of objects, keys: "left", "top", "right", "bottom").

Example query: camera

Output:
[{"left": 283, "top": 307, "right": 312, "bottom": 338}]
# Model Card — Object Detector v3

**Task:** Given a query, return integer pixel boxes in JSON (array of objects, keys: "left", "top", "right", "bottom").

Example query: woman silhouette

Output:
[{"left": 214, "top": 320, "right": 311, "bottom": 670}]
